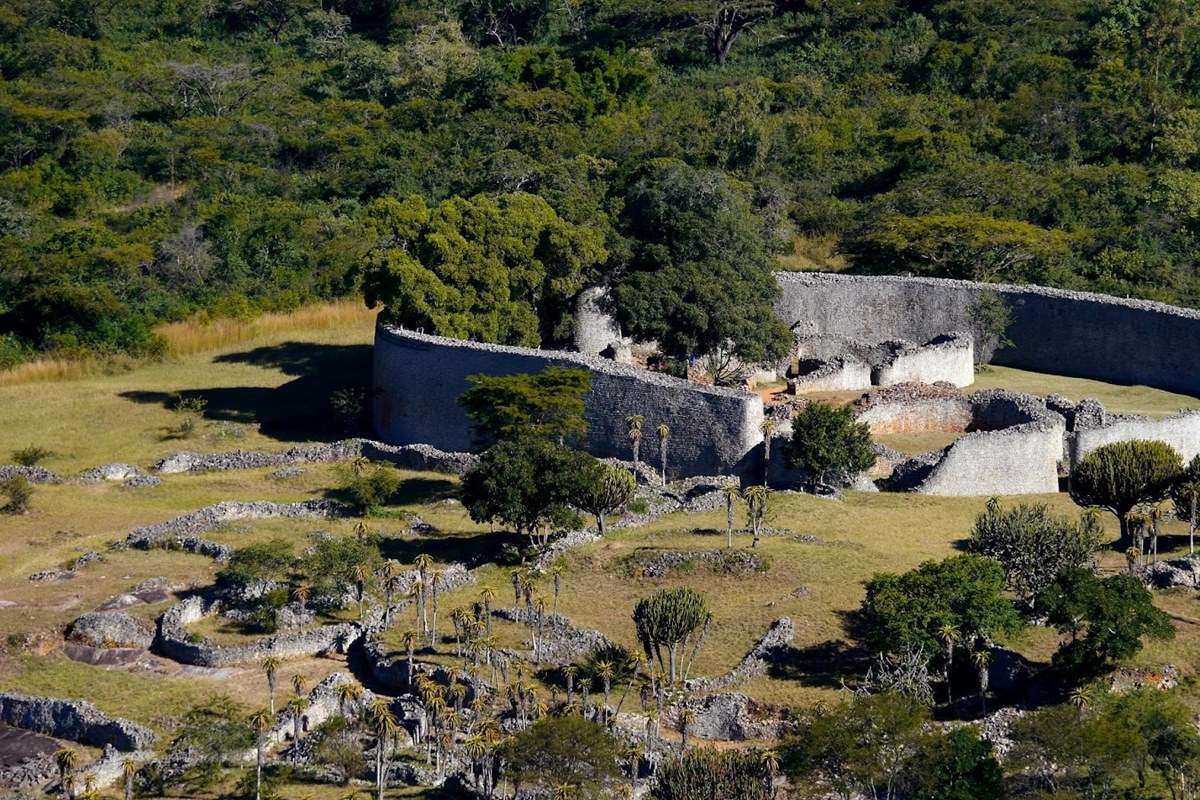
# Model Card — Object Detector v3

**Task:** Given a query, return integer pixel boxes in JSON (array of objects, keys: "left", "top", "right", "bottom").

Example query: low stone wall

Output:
[
  {"left": 855, "top": 396, "right": 972, "bottom": 434},
  {"left": 1069, "top": 410, "right": 1200, "bottom": 466},
  {"left": 373, "top": 324, "right": 764, "bottom": 478},
  {"left": 688, "top": 617, "right": 794, "bottom": 693},
  {"left": 0, "top": 693, "right": 156, "bottom": 752},
  {"left": 155, "top": 596, "right": 360, "bottom": 667},
  {"left": 913, "top": 391, "right": 1065, "bottom": 496},
  {"left": 874, "top": 333, "right": 974, "bottom": 388},
  {"left": 155, "top": 439, "right": 477, "bottom": 476},
  {"left": 0, "top": 465, "right": 60, "bottom": 484},
  {"left": 122, "top": 499, "right": 352, "bottom": 562}
]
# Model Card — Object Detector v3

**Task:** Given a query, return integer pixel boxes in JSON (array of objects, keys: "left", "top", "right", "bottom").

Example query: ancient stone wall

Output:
[
  {"left": 1069, "top": 410, "right": 1200, "bottom": 465},
  {"left": 373, "top": 325, "right": 765, "bottom": 477},
  {"left": 0, "top": 694, "right": 156, "bottom": 752},
  {"left": 914, "top": 391, "right": 1065, "bottom": 496},
  {"left": 790, "top": 357, "right": 871, "bottom": 393},
  {"left": 855, "top": 397, "right": 972, "bottom": 434},
  {"left": 155, "top": 596, "right": 359, "bottom": 666},
  {"left": 873, "top": 333, "right": 974, "bottom": 388},
  {"left": 775, "top": 272, "right": 1200, "bottom": 395}
]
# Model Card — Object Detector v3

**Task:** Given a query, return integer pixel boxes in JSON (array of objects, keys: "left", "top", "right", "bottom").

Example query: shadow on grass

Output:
[
  {"left": 119, "top": 342, "right": 372, "bottom": 443},
  {"left": 378, "top": 530, "right": 521, "bottom": 567},
  {"left": 769, "top": 638, "right": 871, "bottom": 689}
]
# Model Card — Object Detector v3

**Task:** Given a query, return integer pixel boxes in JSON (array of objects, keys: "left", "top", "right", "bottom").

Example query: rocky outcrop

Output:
[
  {"left": 0, "top": 465, "right": 60, "bottom": 484},
  {"left": 688, "top": 618, "right": 794, "bottom": 693},
  {"left": 78, "top": 463, "right": 158, "bottom": 487},
  {"left": 623, "top": 548, "right": 766, "bottom": 578},
  {"left": 154, "top": 438, "right": 477, "bottom": 476},
  {"left": 121, "top": 499, "right": 352, "bottom": 562},
  {"left": 155, "top": 596, "right": 360, "bottom": 667},
  {"left": 1143, "top": 558, "right": 1200, "bottom": 590},
  {"left": 493, "top": 607, "right": 612, "bottom": 666},
  {"left": 66, "top": 611, "right": 155, "bottom": 649},
  {"left": 674, "top": 693, "right": 787, "bottom": 741},
  {"left": 0, "top": 693, "right": 156, "bottom": 751}
]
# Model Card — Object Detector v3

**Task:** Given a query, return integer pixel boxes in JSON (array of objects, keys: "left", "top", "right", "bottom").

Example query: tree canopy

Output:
[
  {"left": 1068, "top": 439, "right": 1184, "bottom": 544},
  {"left": 784, "top": 401, "right": 875, "bottom": 490}
]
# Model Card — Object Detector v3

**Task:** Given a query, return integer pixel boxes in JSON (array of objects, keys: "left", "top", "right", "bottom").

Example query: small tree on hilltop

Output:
[
  {"left": 1171, "top": 453, "right": 1200, "bottom": 555},
  {"left": 1069, "top": 440, "right": 1183, "bottom": 547},
  {"left": 633, "top": 587, "right": 710, "bottom": 684},
  {"left": 785, "top": 401, "right": 874, "bottom": 492},
  {"left": 968, "top": 498, "right": 1103, "bottom": 611},
  {"left": 459, "top": 367, "right": 590, "bottom": 447},
  {"left": 567, "top": 457, "right": 636, "bottom": 535}
]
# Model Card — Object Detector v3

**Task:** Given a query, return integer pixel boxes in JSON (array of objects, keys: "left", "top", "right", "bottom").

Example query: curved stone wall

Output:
[
  {"left": 156, "top": 596, "right": 360, "bottom": 667},
  {"left": 775, "top": 272, "right": 1200, "bottom": 396},
  {"left": 373, "top": 325, "right": 764, "bottom": 477},
  {"left": 1069, "top": 410, "right": 1200, "bottom": 465},
  {"left": 0, "top": 693, "right": 156, "bottom": 751}
]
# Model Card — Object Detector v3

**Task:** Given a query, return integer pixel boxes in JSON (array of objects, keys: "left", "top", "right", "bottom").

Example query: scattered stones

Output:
[
  {"left": 269, "top": 466, "right": 304, "bottom": 479},
  {"left": 66, "top": 611, "right": 155, "bottom": 650},
  {"left": 1109, "top": 664, "right": 1180, "bottom": 693},
  {"left": 0, "top": 465, "right": 60, "bottom": 484},
  {"left": 27, "top": 569, "right": 73, "bottom": 583},
  {"left": 672, "top": 693, "right": 788, "bottom": 741},
  {"left": 1143, "top": 558, "right": 1200, "bottom": 589},
  {"left": 68, "top": 551, "right": 102, "bottom": 571},
  {"left": 78, "top": 463, "right": 146, "bottom": 483},
  {"left": 621, "top": 548, "right": 767, "bottom": 579}
]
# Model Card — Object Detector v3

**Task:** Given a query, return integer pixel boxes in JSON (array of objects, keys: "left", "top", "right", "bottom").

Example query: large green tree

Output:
[
  {"left": 501, "top": 715, "right": 623, "bottom": 799},
  {"left": 1068, "top": 439, "right": 1184, "bottom": 546},
  {"left": 784, "top": 401, "right": 875, "bottom": 492},
  {"left": 458, "top": 366, "right": 590, "bottom": 447}
]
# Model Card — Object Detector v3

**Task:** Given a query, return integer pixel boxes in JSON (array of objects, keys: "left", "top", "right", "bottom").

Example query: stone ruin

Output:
[{"left": 786, "top": 331, "right": 975, "bottom": 394}]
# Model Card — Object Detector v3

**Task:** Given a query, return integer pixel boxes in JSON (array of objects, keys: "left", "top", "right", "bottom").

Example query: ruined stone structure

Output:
[
  {"left": 790, "top": 332, "right": 974, "bottom": 393},
  {"left": 373, "top": 325, "right": 764, "bottom": 477}
]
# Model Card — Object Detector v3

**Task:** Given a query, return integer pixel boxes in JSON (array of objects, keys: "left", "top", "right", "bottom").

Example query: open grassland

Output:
[{"left": 974, "top": 365, "right": 1200, "bottom": 417}]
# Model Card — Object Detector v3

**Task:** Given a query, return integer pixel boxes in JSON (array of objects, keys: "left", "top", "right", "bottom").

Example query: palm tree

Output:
[
  {"left": 292, "top": 583, "right": 310, "bottom": 607},
  {"left": 1070, "top": 686, "right": 1092, "bottom": 718},
  {"left": 414, "top": 553, "right": 434, "bottom": 633},
  {"left": 248, "top": 708, "right": 274, "bottom": 800},
  {"left": 722, "top": 484, "right": 740, "bottom": 548},
  {"left": 552, "top": 783, "right": 578, "bottom": 799},
  {"left": 597, "top": 660, "right": 614, "bottom": 725},
  {"left": 291, "top": 673, "right": 306, "bottom": 697},
  {"left": 623, "top": 742, "right": 641, "bottom": 797},
  {"left": 656, "top": 424, "right": 670, "bottom": 485},
  {"left": 352, "top": 562, "right": 371, "bottom": 619},
  {"left": 353, "top": 519, "right": 369, "bottom": 540},
  {"left": 760, "top": 419, "right": 777, "bottom": 486},
  {"left": 480, "top": 587, "right": 496, "bottom": 634},
  {"left": 350, "top": 455, "right": 370, "bottom": 477},
  {"left": 121, "top": 759, "right": 139, "bottom": 800},
  {"left": 937, "top": 623, "right": 960, "bottom": 703},
  {"left": 381, "top": 559, "right": 404, "bottom": 625},
  {"left": 1176, "top": 468, "right": 1200, "bottom": 555},
  {"left": 626, "top": 415, "right": 644, "bottom": 476},
  {"left": 368, "top": 698, "right": 399, "bottom": 800},
  {"left": 464, "top": 732, "right": 487, "bottom": 790},
  {"left": 336, "top": 680, "right": 363, "bottom": 717},
  {"left": 677, "top": 706, "right": 695, "bottom": 752},
  {"left": 261, "top": 656, "right": 283, "bottom": 714},
  {"left": 742, "top": 485, "right": 770, "bottom": 547},
  {"left": 563, "top": 664, "right": 577, "bottom": 706},
  {"left": 760, "top": 749, "right": 781, "bottom": 799},
  {"left": 972, "top": 649, "right": 992, "bottom": 714},
  {"left": 55, "top": 748, "right": 79, "bottom": 800},
  {"left": 429, "top": 570, "right": 443, "bottom": 647},
  {"left": 286, "top": 696, "right": 308, "bottom": 759},
  {"left": 548, "top": 561, "right": 566, "bottom": 615},
  {"left": 402, "top": 629, "right": 418, "bottom": 689}
]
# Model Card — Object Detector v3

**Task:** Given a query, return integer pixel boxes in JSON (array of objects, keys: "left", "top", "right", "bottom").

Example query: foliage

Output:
[
  {"left": 501, "top": 715, "right": 623, "bottom": 799},
  {"left": 906, "top": 728, "right": 1005, "bottom": 800},
  {"left": 577, "top": 642, "right": 640, "bottom": 690},
  {"left": 460, "top": 435, "right": 583, "bottom": 544},
  {"left": 170, "top": 696, "right": 255, "bottom": 766},
  {"left": 361, "top": 192, "right": 606, "bottom": 347},
  {"left": 459, "top": 367, "right": 590, "bottom": 447},
  {"left": 859, "top": 555, "right": 1022, "bottom": 656},
  {"left": 1068, "top": 440, "right": 1184, "bottom": 544},
  {"left": 650, "top": 748, "right": 773, "bottom": 800},
  {"left": 785, "top": 402, "right": 875, "bottom": 490},
  {"left": 783, "top": 691, "right": 928, "bottom": 800},
  {"left": 0, "top": 476, "right": 33, "bottom": 514},
  {"left": 217, "top": 539, "right": 295, "bottom": 590},
  {"left": 967, "top": 292, "right": 1012, "bottom": 365},
  {"left": 1036, "top": 567, "right": 1174, "bottom": 681},
  {"left": 299, "top": 533, "right": 380, "bottom": 605},
  {"left": 968, "top": 499, "right": 1102, "bottom": 610},
  {"left": 10, "top": 445, "right": 53, "bottom": 466},
  {"left": 341, "top": 464, "right": 400, "bottom": 514},
  {"left": 566, "top": 457, "right": 636, "bottom": 534},
  {"left": 1170, "top": 453, "right": 1200, "bottom": 527}
]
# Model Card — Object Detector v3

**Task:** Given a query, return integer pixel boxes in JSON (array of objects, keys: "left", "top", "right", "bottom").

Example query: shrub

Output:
[
  {"left": 1069, "top": 439, "right": 1182, "bottom": 545},
  {"left": 652, "top": 748, "right": 773, "bottom": 800},
  {"left": 10, "top": 445, "right": 53, "bottom": 466},
  {"left": 785, "top": 401, "right": 874, "bottom": 491},
  {"left": 343, "top": 465, "right": 400, "bottom": 514},
  {"left": 0, "top": 476, "right": 33, "bottom": 514},
  {"left": 165, "top": 395, "right": 208, "bottom": 439}
]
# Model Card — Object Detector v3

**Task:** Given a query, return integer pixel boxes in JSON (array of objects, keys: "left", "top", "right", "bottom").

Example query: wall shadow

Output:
[
  {"left": 377, "top": 530, "right": 521, "bottom": 568},
  {"left": 120, "top": 342, "right": 372, "bottom": 443}
]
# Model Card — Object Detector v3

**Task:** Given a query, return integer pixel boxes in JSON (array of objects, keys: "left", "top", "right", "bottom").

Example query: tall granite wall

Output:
[
  {"left": 775, "top": 273, "right": 1200, "bottom": 395},
  {"left": 1069, "top": 410, "right": 1200, "bottom": 465},
  {"left": 373, "top": 325, "right": 764, "bottom": 477}
]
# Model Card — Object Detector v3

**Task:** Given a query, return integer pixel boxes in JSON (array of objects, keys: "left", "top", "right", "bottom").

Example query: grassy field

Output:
[{"left": 3, "top": 307, "right": 1200, "bottom": 798}]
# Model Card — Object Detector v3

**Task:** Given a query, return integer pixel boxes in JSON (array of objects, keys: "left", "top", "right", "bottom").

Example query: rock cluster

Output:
[
  {"left": 493, "top": 607, "right": 612, "bottom": 666},
  {"left": 66, "top": 611, "right": 155, "bottom": 649},
  {"left": 625, "top": 548, "right": 766, "bottom": 578},
  {"left": 689, "top": 617, "right": 795, "bottom": 692},
  {"left": 1143, "top": 557, "right": 1200, "bottom": 589},
  {"left": 0, "top": 693, "right": 156, "bottom": 751},
  {"left": 78, "top": 463, "right": 159, "bottom": 488},
  {"left": 674, "top": 693, "right": 788, "bottom": 741},
  {"left": 0, "top": 465, "right": 60, "bottom": 484}
]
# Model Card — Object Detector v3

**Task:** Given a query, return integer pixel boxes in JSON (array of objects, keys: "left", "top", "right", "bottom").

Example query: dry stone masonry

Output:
[{"left": 0, "top": 694, "right": 155, "bottom": 752}]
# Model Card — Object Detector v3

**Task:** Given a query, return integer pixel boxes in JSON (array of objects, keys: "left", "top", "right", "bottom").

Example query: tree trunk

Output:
[
  {"left": 1191, "top": 496, "right": 1197, "bottom": 555},
  {"left": 596, "top": 512, "right": 605, "bottom": 535},
  {"left": 256, "top": 737, "right": 264, "bottom": 800},
  {"left": 376, "top": 736, "right": 385, "bottom": 800},
  {"left": 762, "top": 436, "right": 771, "bottom": 486}
]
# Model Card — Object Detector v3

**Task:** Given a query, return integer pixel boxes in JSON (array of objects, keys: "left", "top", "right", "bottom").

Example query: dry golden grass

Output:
[
  {"left": 157, "top": 301, "right": 377, "bottom": 357},
  {"left": 776, "top": 235, "right": 849, "bottom": 272}
]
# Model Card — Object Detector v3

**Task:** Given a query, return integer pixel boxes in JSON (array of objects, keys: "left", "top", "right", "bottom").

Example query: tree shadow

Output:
[
  {"left": 377, "top": 530, "right": 521, "bottom": 568},
  {"left": 768, "top": 638, "right": 871, "bottom": 689},
  {"left": 119, "top": 342, "right": 372, "bottom": 443},
  {"left": 393, "top": 478, "right": 459, "bottom": 505}
]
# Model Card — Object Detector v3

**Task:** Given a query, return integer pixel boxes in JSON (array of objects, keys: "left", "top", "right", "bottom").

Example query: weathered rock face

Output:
[
  {"left": 1143, "top": 558, "right": 1200, "bottom": 589},
  {"left": 676, "top": 693, "right": 787, "bottom": 741},
  {"left": 0, "top": 693, "right": 156, "bottom": 751},
  {"left": 66, "top": 611, "right": 155, "bottom": 649}
]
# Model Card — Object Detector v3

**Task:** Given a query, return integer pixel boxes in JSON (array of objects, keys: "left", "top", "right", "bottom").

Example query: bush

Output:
[
  {"left": 1069, "top": 439, "right": 1182, "bottom": 545},
  {"left": 0, "top": 476, "right": 33, "bottom": 514},
  {"left": 10, "top": 445, "right": 53, "bottom": 466},
  {"left": 343, "top": 465, "right": 400, "bottom": 514},
  {"left": 165, "top": 395, "right": 208, "bottom": 440},
  {"left": 785, "top": 401, "right": 875, "bottom": 491}
]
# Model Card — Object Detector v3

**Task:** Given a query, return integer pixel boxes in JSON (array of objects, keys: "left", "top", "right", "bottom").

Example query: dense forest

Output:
[{"left": 2, "top": 0, "right": 1199, "bottom": 367}]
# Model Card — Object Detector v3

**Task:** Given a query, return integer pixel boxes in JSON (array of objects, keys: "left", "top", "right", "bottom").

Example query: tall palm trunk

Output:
[{"left": 255, "top": 735, "right": 265, "bottom": 800}]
